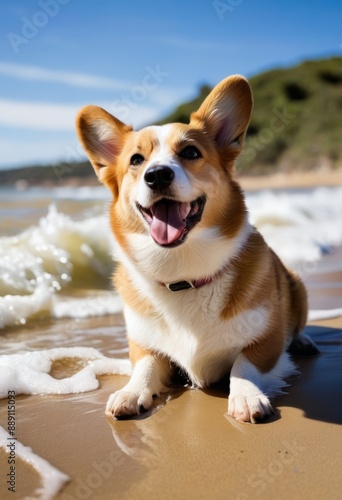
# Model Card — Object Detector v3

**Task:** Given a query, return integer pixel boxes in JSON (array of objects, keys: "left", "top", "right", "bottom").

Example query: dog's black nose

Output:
[{"left": 144, "top": 166, "right": 175, "bottom": 191}]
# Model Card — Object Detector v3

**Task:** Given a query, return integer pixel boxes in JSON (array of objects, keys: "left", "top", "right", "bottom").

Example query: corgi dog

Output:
[{"left": 76, "top": 75, "right": 317, "bottom": 423}]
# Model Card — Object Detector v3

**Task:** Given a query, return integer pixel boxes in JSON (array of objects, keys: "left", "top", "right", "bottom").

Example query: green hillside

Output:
[
  {"left": 1, "top": 56, "right": 341, "bottom": 186},
  {"left": 157, "top": 56, "right": 342, "bottom": 174}
]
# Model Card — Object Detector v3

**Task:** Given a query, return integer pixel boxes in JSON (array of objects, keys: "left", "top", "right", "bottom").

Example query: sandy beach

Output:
[
  {"left": 0, "top": 179, "right": 341, "bottom": 500},
  {"left": 0, "top": 277, "right": 341, "bottom": 500}
]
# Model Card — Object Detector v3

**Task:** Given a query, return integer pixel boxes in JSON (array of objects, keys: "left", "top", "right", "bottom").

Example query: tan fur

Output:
[
  {"left": 128, "top": 339, "right": 153, "bottom": 365},
  {"left": 128, "top": 340, "right": 173, "bottom": 387},
  {"left": 243, "top": 326, "right": 285, "bottom": 373},
  {"left": 76, "top": 75, "right": 310, "bottom": 423},
  {"left": 217, "top": 230, "right": 297, "bottom": 373},
  {"left": 220, "top": 230, "right": 271, "bottom": 320},
  {"left": 114, "top": 264, "right": 159, "bottom": 319},
  {"left": 285, "top": 269, "right": 308, "bottom": 336}
]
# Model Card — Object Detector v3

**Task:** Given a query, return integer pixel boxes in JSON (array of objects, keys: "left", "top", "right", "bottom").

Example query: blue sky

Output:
[{"left": 0, "top": 0, "right": 341, "bottom": 169}]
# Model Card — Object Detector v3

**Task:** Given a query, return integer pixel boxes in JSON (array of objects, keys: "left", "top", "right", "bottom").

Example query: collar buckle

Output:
[{"left": 165, "top": 280, "right": 195, "bottom": 292}]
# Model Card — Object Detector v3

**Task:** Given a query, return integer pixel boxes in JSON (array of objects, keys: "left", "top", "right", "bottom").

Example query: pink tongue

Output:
[{"left": 150, "top": 201, "right": 188, "bottom": 246}]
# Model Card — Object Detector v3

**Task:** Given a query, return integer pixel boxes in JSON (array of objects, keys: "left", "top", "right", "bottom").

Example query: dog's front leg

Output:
[
  {"left": 228, "top": 353, "right": 275, "bottom": 423},
  {"left": 228, "top": 347, "right": 296, "bottom": 423},
  {"left": 106, "top": 340, "right": 172, "bottom": 418}
]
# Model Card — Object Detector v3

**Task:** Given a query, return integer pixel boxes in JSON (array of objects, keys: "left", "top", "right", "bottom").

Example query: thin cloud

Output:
[
  {"left": 0, "top": 98, "right": 165, "bottom": 132},
  {"left": 0, "top": 62, "right": 131, "bottom": 91},
  {"left": 0, "top": 99, "right": 81, "bottom": 131},
  {"left": 0, "top": 138, "right": 79, "bottom": 168},
  {"left": 0, "top": 100, "right": 169, "bottom": 168}
]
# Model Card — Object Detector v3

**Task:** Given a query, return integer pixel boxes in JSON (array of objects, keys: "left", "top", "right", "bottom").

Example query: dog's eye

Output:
[
  {"left": 130, "top": 154, "right": 144, "bottom": 166},
  {"left": 179, "top": 145, "right": 202, "bottom": 160}
]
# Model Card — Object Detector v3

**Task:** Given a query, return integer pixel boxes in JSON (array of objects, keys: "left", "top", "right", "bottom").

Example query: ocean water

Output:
[
  {"left": 1, "top": 184, "right": 342, "bottom": 330},
  {"left": 1, "top": 183, "right": 342, "bottom": 498}
]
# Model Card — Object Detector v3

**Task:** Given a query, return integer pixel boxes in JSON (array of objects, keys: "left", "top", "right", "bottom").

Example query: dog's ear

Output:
[
  {"left": 76, "top": 105, "right": 132, "bottom": 184},
  {"left": 190, "top": 75, "right": 253, "bottom": 156}
]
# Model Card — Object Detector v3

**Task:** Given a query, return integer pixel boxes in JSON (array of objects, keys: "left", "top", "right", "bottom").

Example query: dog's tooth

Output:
[
  {"left": 190, "top": 201, "right": 198, "bottom": 217},
  {"left": 179, "top": 202, "right": 191, "bottom": 220}
]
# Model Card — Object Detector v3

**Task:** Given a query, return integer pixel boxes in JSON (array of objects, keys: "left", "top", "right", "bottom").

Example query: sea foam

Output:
[
  {"left": 0, "top": 347, "right": 132, "bottom": 399},
  {"left": 0, "top": 204, "right": 116, "bottom": 328},
  {"left": 0, "top": 346, "right": 131, "bottom": 497},
  {"left": 1, "top": 186, "right": 342, "bottom": 329},
  {"left": 0, "top": 427, "right": 69, "bottom": 500}
]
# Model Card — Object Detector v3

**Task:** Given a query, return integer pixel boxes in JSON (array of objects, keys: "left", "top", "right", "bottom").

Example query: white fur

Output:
[
  {"left": 125, "top": 301, "right": 270, "bottom": 388},
  {"left": 105, "top": 122, "right": 300, "bottom": 423},
  {"left": 228, "top": 352, "right": 298, "bottom": 423},
  {"left": 92, "top": 119, "right": 115, "bottom": 141},
  {"left": 135, "top": 125, "right": 193, "bottom": 209},
  {"left": 110, "top": 181, "right": 294, "bottom": 420},
  {"left": 106, "top": 355, "right": 166, "bottom": 416},
  {"left": 78, "top": 81, "right": 308, "bottom": 423},
  {"left": 124, "top": 219, "right": 252, "bottom": 284}
]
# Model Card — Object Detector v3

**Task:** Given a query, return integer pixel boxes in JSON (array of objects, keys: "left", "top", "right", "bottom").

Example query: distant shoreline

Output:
[
  {"left": 238, "top": 169, "right": 342, "bottom": 191},
  {"left": 3, "top": 168, "right": 341, "bottom": 192}
]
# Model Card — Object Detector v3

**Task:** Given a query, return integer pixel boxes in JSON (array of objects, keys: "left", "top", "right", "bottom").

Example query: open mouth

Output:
[{"left": 137, "top": 196, "right": 206, "bottom": 247}]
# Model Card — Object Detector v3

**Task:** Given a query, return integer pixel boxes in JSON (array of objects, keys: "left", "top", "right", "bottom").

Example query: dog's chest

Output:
[{"left": 125, "top": 280, "right": 268, "bottom": 387}]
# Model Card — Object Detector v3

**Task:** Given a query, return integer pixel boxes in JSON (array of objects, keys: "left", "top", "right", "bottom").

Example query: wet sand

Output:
[{"left": 1, "top": 228, "right": 342, "bottom": 499}]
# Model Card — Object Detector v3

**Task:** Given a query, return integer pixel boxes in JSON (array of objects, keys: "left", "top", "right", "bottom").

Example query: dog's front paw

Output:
[
  {"left": 105, "top": 388, "right": 153, "bottom": 418},
  {"left": 228, "top": 393, "right": 274, "bottom": 424}
]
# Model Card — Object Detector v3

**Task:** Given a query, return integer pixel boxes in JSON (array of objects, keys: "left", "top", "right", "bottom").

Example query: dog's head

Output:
[{"left": 76, "top": 75, "right": 253, "bottom": 250}]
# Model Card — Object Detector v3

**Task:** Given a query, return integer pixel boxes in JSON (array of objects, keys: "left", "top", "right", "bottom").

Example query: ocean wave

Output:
[
  {"left": 52, "top": 292, "right": 123, "bottom": 319},
  {"left": 1, "top": 186, "right": 342, "bottom": 329},
  {"left": 246, "top": 186, "right": 342, "bottom": 266},
  {"left": 0, "top": 205, "right": 116, "bottom": 328}
]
